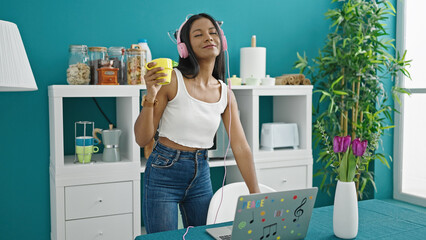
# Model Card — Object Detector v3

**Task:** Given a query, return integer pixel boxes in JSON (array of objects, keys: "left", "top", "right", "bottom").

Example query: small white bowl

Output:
[{"left": 261, "top": 76, "right": 276, "bottom": 86}]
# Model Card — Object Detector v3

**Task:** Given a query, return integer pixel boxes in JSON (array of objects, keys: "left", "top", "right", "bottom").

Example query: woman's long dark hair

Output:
[{"left": 176, "top": 13, "right": 226, "bottom": 81}]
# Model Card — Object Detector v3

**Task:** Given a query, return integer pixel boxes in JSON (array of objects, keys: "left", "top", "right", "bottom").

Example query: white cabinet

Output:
[
  {"left": 227, "top": 86, "right": 313, "bottom": 190},
  {"left": 49, "top": 85, "right": 143, "bottom": 240}
]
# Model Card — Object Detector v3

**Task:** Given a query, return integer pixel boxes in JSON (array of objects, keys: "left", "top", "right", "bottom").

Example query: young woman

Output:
[{"left": 134, "top": 13, "right": 260, "bottom": 234}]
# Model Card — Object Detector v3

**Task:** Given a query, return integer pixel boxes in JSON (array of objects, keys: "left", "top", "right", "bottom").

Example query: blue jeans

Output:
[{"left": 142, "top": 141, "right": 213, "bottom": 234}]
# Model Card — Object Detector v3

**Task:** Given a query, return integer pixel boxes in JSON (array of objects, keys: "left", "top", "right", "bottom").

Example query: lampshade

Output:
[{"left": 0, "top": 20, "right": 37, "bottom": 91}]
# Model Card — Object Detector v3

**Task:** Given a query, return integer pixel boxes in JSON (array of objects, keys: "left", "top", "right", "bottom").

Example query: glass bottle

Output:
[
  {"left": 88, "top": 47, "right": 107, "bottom": 85},
  {"left": 126, "top": 44, "right": 146, "bottom": 85},
  {"left": 108, "top": 46, "right": 126, "bottom": 85},
  {"left": 67, "top": 45, "right": 90, "bottom": 85}
]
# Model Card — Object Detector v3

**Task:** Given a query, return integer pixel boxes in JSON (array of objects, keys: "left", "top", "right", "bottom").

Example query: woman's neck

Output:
[{"left": 196, "top": 58, "right": 216, "bottom": 85}]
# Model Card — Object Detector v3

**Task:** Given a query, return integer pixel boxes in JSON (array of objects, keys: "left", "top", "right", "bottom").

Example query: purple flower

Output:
[
  {"left": 343, "top": 136, "right": 351, "bottom": 152},
  {"left": 352, "top": 138, "right": 368, "bottom": 157},
  {"left": 333, "top": 135, "right": 352, "bottom": 153}
]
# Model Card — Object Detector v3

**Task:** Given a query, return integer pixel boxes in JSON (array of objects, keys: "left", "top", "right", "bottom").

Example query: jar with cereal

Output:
[
  {"left": 67, "top": 45, "right": 90, "bottom": 85},
  {"left": 126, "top": 44, "right": 146, "bottom": 85}
]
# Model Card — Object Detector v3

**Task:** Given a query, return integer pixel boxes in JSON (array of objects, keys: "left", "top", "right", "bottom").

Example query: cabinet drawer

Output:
[
  {"left": 65, "top": 181, "right": 132, "bottom": 220},
  {"left": 257, "top": 165, "right": 307, "bottom": 191},
  {"left": 66, "top": 213, "right": 133, "bottom": 240}
]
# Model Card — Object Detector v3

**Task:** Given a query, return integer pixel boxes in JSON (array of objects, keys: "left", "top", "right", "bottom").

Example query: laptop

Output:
[{"left": 206, "top": 187, "right": 318, "bottom": 240}]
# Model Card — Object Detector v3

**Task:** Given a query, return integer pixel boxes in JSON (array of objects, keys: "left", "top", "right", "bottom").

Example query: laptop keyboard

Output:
[{"left": 219, "top": 235, "right": 232, "bottom": 240}]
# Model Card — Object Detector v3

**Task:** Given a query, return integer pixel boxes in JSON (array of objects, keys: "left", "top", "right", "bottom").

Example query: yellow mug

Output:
[
  {"left": 76, "top": 145, "right": 99, "bottom": 163},
  {"left": 145, "top": 58, "right": 173, "bottom": 85}
]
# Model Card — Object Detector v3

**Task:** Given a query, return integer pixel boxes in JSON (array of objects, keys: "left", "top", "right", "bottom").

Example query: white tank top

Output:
[{"left": 158, "top": 68, "right": 228, "bottom": 148}]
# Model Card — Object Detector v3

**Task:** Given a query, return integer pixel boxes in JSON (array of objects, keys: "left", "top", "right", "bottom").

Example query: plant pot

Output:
[{"left": 333, "top": 181, "right": 358, "bottom": 239}]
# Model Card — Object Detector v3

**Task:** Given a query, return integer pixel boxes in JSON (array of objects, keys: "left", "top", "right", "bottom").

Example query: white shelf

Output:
[
  {"left": 49, "top": 85, "right": 141, "bottom": 240},
  {"left": 225, "top": 85, "right": 313, "bottom": 190}
]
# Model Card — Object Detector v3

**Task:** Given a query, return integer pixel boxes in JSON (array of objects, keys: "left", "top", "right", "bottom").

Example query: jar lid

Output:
[
  {"left": 138, "top": 38, "right": 148, "bottom": 43},
  {"left": 108, "top": 46, "right": 125, "bottom": 54},
  {"left": 245, "top": 75, "right": 259, "bottom": 81},
  {"left": 89, "top": 46, "right": 107, "bottom": 52},
  {"left": 108, "top": 46, "right": 124, "bottom": 51},
  {"left": 69, "top": 45, "right": 88, "bottom": 52},
  {"left": 126, "top": 44, "right": 143, "bottom": 53},
  {"left": 261, "top": 75, "right": 275, "bottom": 81}
]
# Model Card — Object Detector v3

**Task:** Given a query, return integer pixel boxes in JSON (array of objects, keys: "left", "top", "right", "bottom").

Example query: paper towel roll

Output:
[{"left": 240, "top": 47, "right": 266, "bottom": 82}]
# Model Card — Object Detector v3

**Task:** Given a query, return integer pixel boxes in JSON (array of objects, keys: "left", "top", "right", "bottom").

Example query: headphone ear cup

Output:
[{"left": 177, "top": 42, "right": 189, "bottom": 58}]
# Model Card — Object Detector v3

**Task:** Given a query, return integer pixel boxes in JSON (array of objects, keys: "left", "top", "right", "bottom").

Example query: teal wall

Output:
[
  {"left": 374, "top": 0, "right": 397, "bottom": 200},
  {"left": 0, "top": 0, "right": 396, "bottom": 239}
]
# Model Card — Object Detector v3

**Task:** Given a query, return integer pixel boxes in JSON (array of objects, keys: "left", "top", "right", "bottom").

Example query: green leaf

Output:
[
  {"left": 313, "top": 170, "right": 324, "bottom": 178},
  {"left": 320, "top": 174, "right": 327, "bottom": 190},
  {"left": 376, "top": 154, "right": 391, "bottom": 169},
  {"left": 333, "top": 90, "right": 349, "bottom": 95},
  {"left": 380, "top": 125, "right": 395, "bottom": 130},
  {"left": 347, "top": 154, "right": 357, "bottom": 181},
  {"left": 325, "top": 158, "right": 334, "bottom": 168},
  {"left": 339, "top": 151, "right": 349, "bottom": 182},
  {"left": 385, "top": 1, "right": 396, "bottom": 13},
  {"left": 331, "top": 75, "right": 344, "bottom": 89}
]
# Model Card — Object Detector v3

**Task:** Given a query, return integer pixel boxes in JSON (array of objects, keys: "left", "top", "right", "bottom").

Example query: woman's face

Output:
[{"left": 188, "top": 17, "right": 221, "bottom": 60}]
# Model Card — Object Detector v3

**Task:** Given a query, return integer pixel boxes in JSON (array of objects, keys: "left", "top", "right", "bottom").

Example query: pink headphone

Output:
[{"left": 176, "top": 17, "right": 228, "bottom": 59}]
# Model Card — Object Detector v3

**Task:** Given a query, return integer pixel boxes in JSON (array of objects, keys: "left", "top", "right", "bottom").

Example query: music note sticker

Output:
[
  {"left": 293, "top": 197, "right": 307, "bottom": 222},
  {"left": 260, "top": 223, "right": 277, "bottom": 240},
  {"left": 250, "top": 211, "right": 254, "bottom": 224}
]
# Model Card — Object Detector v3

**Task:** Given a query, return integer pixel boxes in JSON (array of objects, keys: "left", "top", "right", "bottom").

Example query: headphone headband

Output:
[{"left": 176, "top": 15, "right": 227, "bottom": 59}]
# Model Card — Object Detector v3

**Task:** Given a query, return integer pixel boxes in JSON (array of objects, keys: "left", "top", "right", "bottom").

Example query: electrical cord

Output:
[
  {"left": 182, "top": 226, "right": 193, "bottom": 240},
  {"left": 92, "top": 97, "right": 114, "bottom": 128}
]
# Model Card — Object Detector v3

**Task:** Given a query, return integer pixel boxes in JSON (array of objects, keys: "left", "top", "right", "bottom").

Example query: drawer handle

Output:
[
  {"left": 282, "top": 179, "right": 288, "bottom": 183},
  {"left": 99, "top": 231, "right": 103, "bottom": 236},
  {"left": 98, "top": 198, "right": 103, "bottom": 203}
]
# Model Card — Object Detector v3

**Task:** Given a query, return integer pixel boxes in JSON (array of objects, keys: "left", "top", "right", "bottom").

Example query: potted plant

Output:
[{"left": 294, "top": 0, "right": 411, "bottom": 200}]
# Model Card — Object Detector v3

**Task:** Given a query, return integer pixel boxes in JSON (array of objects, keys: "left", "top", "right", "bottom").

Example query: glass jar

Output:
[
  {"left": 126, "top": 44, "right": 146, "bottom": 85},
  {"left": 67, "top": 45, "right": 90, "bottom": 85},
  {"left": 89, "top": 47, "right": 107, "bottom": 85},
  {"left": 108, "top": 46, "right": 126, "bottom": 85}
]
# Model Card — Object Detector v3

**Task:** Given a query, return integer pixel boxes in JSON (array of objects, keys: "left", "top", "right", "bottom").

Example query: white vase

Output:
[{"left": 333, "top": 181, "right": 358, "bottom": 239}]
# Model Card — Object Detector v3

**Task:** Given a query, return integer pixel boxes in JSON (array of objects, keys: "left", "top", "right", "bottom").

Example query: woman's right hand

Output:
[{"left": 143, "top": 62, "right": 169, "bottom": 98}]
